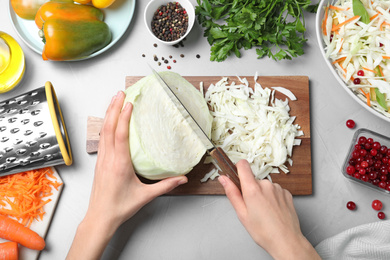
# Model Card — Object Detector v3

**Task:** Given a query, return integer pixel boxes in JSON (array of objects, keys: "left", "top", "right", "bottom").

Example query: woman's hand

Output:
[
  {"left": 67, "top": 91, "right": 187, "bottom": 260},
  {"left": 219, "top": 160, "right": 320, "bottom": 260}
]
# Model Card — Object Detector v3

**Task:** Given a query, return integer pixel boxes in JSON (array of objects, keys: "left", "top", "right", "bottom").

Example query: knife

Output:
[{"left": 150, "top": 68, "right": 241, "bottom": 190}]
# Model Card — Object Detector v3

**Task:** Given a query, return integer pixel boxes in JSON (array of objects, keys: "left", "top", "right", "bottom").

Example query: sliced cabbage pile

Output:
[
  {"left": 124, "top": 72, "right": 213, "bottom": 180},
  {"left": 201, "top": 75, "right": 303, "bottom": 182},
  {"left": 322, "top": 0, "right": 390, "bottom": 117}
]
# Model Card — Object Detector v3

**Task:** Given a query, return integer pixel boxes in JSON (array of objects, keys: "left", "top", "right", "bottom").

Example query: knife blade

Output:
[{"left": 150, "top": 68, "right": 241, "bottom": 190}]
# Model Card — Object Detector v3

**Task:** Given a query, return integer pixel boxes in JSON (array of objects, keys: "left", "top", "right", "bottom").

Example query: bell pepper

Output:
[
  {"left": 11, "top": 0, "right": 48, "bottom": 20},
  {"left": 36, "top": 1, "right": 111, "bottom": 61},
  {"left": 35, "top": 1, "right": 103, "bottom": 29}
]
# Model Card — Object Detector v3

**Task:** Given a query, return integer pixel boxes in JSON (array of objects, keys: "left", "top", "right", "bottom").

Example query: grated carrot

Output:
[
  {"left": 329, "top": 5, "right": 346, "bottom": 11},
  {"left": 332, "top": 57, "right": 346, "bottom": 64},
  {"left": 332, "top": 15, "right": 360, "bottom": 31},
  {"left": 360, "top": 88, "right": 371, "bottom": 106},
  {"left": 362, "top": 67, "right": 376, "bottom": 73},
  {"left": 0, "top": 168, "right": 62, "bottom": 228},
  {"left": 378, "top": 65, "right": 386, "bottom": 81},
  {"left": 382, "top": 56, "right": 390, "bottom": 59},
  {"left": 370, "top": 13, "right": 379, "bottom": 21},
  {"left": 322, "top": 7, "right": 329, "bottom": 36}
]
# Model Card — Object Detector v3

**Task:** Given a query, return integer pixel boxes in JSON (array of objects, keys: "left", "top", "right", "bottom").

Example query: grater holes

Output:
[
  {"left": 19, "top": 108, "right": 29, "bottom": 114},
  {"left": 34, "top": 121, "right": 43, "bottom": 127},
  {"left": 8, "top": 108, "right": 18, "bottom": 114},
  {"left": 0, "top": 126, "right": 6, "bottom": 132},
  {"left": 10, "top": 128, "right": 20, "bottom": 134},
  {"left": 7, "top": 99, "right": 16, "bottom": 105},
  {"left": 14, "top": 139, "right": 22, "bottom": 145},
  {"left": 17, "top": 100, "right": 28, "bottom": 105},
  {"left": 21, "top": 119, "right": 30, "bottom": 125},
  {"left": 6, "top": 157, "right": 16, "bottom": 163},
  {"left": 30, "top": 151, "right": 40, "bottom": 157},
  {"left": 44, "top": 154, "right": 53, "bottom": 161},
  {"left": 26, "top": 140, "right": 37, "bottom": 147},
  {"left": 30, "top": 91, "right": 38, "bottom": 97},
  {"left": 40, "top": 143, "right": 50, "bottom": 149},
  {"left": 31, "top": 110, "right": 41, "bottom": 116},
  {"left": 24, "top": 130, "right": 33, "bottom": 136},
  {"left": 31, "top": 100, "right": 40, "bottom": 106},
  {"left": 1, "top": 137, "right": 9, "bottom": 143},
  {"left": 8, "top": 117, "right": 17, "bottom": 123},
  {"left": 39, "top": 132, "right": 47, "bottom": 138},
  {"left": 0, "top": 164, "right": 6, "bottom": 171},
  {"left": 19, "top": 159, "right": 30, "bottom": 166},
  {"left": 4, "top": 147, "right": 13, "bottom": 153},
  {"left": 16, "top": 149, "right": 27, "bottom": 155},
  {"left": 0, "top": 107, "right": 4, "bottom": 114}
]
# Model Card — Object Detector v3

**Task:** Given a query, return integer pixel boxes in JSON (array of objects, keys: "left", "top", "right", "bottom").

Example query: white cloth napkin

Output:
[{"left": 315, "top": 220, "right": 390, "bottom": 259}]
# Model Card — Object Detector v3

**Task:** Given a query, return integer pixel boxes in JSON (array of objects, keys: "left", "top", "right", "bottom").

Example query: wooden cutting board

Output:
[{"left": 87, "top": 76, "right": 311, "bottom": 195}]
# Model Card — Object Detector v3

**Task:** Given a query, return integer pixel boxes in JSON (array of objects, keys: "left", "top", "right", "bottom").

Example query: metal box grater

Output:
[{"left": 0, "top": 82, "right": 72, "bottom": 176}]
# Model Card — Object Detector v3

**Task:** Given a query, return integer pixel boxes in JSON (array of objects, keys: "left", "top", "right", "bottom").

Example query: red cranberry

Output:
[
  {"left": 380, "top": 145, "right": 388, "bottom": 154},
  {"left": 353, "top": 78, "right": 361, "bottom": 84},
  {"left": 346, "top": 119, "right": 356, "bottom": 129},
  {"left": 361, "top": 161, "right": 369, "bottom": 168},
  {"left": 361, "top": 175, "right": 369, "bottom": 182},
  {"left": 359, "top": 136, "right": 367, "bottom": 144},
  {"left": 357, "top": 70, "right": 364, "bottom": 76},
  {"left": 372, "top": 200, "right": 383, "bottom": 211},
  {"left": 380, "top": 43, "right": 384, "bottom": 47},
  {"left": 367, "top": 138, "right": 374, "bottom": 144},
  {"left": 386, "top": 184, "right": 390, "bottom": 191},
  {"left": 379, "top": 181, "right": 387, "bottom": 189},
  {"left": 378, "top": 212, "right": 385, "bottom": 220},
  {"left": 347, "top": 201, "right": 356, "bottom": 210},
  {"left": 346, "top": 166, "right": 355, "bottom": 175},
  {"left": 370, "top": 149, "right": 378, "bottom": 156},
  {"left": 373, "top": 142, "right": 381, "bottom": 150}
]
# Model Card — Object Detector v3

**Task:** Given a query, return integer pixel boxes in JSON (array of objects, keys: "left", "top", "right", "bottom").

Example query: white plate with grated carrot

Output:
[{"left": 0, "top": 167, "right": 63, "bottom": 260}]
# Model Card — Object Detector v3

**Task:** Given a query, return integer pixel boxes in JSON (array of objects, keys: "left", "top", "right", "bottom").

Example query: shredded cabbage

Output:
[
  {"left": 322, "top": 0, "right": 390, "bottom": 116},
  {"left": 124, "top": 72, "right": 213, "bottom": 180},
  {"left": 202, "top": 76, "right": 303, "bottom": 182}
]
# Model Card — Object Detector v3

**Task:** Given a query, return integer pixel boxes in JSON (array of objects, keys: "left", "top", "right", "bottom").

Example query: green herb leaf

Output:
[
  {"left": 196, "top": 0, "right": 313, "bottom": 61},
  {"left": 353, "top": 0, "right": 370, "bottom": 24},
  {"left": 375, "top": 88, "right": 388, "bottom": 110}
]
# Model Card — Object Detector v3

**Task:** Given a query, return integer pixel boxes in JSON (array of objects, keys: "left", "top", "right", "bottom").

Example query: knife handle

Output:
[{"left": 210, "top": 147, "right": 241, "bottom": 191}]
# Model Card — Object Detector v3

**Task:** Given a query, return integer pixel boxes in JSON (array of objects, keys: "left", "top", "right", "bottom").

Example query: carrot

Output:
[
  {"left": 329, "top": 5, "right": 346, "bottom": 11},
  {"left": 332, "top": 15, "right": 360, "bottom": 31},
  {"left": 362, "top": 67, "right": 376, "bottom": 73},
  {"left": 322, "top": 7, "right": 329, "bottom": 36},
  {"left": 0, "top": 215, "right": 45, "bottom": 250},
  {"left": 378, "top": 65, "right": 386, "bottom": 81},
  {"left": 370, "top": 12, "right": 379, "bottom": 21},
  {"left": 360, "top": 88, "right": 371, "bottom": 106},
  {"left": 0, "top": 242, "right": 18, "bottom": 260},
  {"left": 382, "top": 56, "right": 390, "bottom": 59},
  {"left": 0, "top": 168, "right": 62, "bottom": 228},
  {"left": 332, "top": 57, "right": 346, "bottom": 64}
]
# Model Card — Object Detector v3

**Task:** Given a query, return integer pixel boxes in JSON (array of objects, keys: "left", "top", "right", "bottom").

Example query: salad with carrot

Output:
[{"left": 321, "top": 0, "right": 390, "bottom": 117}]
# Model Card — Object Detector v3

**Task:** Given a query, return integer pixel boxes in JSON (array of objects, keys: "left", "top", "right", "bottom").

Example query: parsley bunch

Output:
[{"left": 196, "top": 0, "right": 318, "bottom": 61}]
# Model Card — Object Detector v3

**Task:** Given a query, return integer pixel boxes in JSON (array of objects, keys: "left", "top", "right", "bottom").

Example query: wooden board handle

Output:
[
  {"left": 86, "top": 116, "right": 103, "bottom": 154},
  {"left": 210, "top": 147, "right": 241, "bottom": 191}
]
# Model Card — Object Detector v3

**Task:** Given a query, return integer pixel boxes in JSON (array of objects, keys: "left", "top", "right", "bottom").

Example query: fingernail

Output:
[
  {"left": 178, "top": 178, "right": 188, "bottom": 185},
  {"left": 218, "top": 176, "right": 227, "bottom": 187},
  {"left": 111, "top": 95, "right": 117, "bottom": 104},
  {"left": 124, "top": 101, "right": 131, "bottom": 109}
]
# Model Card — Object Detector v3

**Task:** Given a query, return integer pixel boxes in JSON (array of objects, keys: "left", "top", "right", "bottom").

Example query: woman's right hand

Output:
[{"left": 218, "top": 160, "right": 321, "bottom": 260}]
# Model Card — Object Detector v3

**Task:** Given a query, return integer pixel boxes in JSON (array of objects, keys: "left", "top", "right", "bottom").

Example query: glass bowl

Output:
[{"left": 342, "top": 128, "right": 390, "bottom": 195}]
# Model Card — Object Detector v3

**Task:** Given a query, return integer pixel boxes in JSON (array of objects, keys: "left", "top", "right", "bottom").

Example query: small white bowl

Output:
[{"left": 144, "top": 0, "right": 195, "bottom": 45}]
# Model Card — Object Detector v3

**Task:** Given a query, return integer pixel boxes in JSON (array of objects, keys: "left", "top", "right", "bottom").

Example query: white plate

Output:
[
  {"left": 8, "top": 0, "right": 136, "bottom": 61},
  {"left": 315, "top": 0, "right": 390, "bottom": 123},
  {"left": 0, "top": 167, "right": 63, "bottom": 260}
]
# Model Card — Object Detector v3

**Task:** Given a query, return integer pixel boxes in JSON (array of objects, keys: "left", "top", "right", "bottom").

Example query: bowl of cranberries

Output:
[{"left": 343, "top": 128, "right": 390, "bottom": 195}]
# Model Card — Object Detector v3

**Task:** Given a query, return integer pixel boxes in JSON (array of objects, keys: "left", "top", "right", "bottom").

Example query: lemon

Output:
[{"left": 0, "top": 32, "right": 25, "bottom": 93}]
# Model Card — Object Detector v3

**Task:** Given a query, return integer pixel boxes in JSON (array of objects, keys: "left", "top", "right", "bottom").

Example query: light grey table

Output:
[{"left": 1, "top": 0, "right": 389, "bottom": 259}]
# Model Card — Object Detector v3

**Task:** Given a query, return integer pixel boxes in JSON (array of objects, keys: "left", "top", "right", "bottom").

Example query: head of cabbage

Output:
[{"left": 124, "top": 71, "right": 213, "bottom": 180}]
